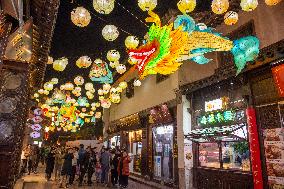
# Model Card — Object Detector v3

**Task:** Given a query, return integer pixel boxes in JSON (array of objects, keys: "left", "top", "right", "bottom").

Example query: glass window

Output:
[{"left": 199, "top": 143, "right": 220, "bottom": 168}]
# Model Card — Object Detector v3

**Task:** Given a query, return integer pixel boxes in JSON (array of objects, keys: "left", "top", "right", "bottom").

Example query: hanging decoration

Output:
[
  {"left": 119, "top": 81, "right": 128, "bottom": 89},
  {"left": 138, "top": 0, "right": 157, "bottom": 11},
  {"left": 265, "top": 0, "right": 282, "bottom": 5},
  {"left": 107, "top": 50, "right": 120, "bottom": 62},
  {"left": 50, "top": 78, "right": 59, "bottom": 84},
  {"left": 103, "top": 83, "right": 111, "bottom": 91},
  {"left": 240, "top": 0, "right": 258, "bottom": 11},
  {"left": 272, "top": 64, "right": 284, "bottom": 97},
  {"left": 128, "top": 12, "right": 260, "bottom": 79},
  {"left": 89, "top": 59, "right": 113, "bottom": 83},
  {"left": 177, "top": 0, "right": 196, "bottom": 14},
  {"left": 53, "top": 58, "right": 68, "bottom": 72},
  {"left": 102, "top": 25, "right": 119, "bottom": 41},
  {"left": 211, "top": 0, "right": 229, "bottom": 14},
  {"left": 125, "top": 36, "right": 139, "bottom": 49},
  {"left": 76, "top": 56, "right": 92, "bottom": 68},
  {"left": 116, "top": 64, "right": 127, "bottom": 74},
  {"left": 224, "top": 11, "right": 238, "bottom": 25},
  {"left": 71, "top": 7, "right": 91, "bottom": 27},
  {"left": 85, "top": 82, "right": 94, "bottom": 91},
  {"left": 133, "top": 79, "right": 142, "bottom": 87},
  {"left": 47, "top": 56, "right": 53, "bottom": 64},
  {"left": 44, "top": 82, "right": 53, "bottom": 91},
  {"left": 109, "top": 61, "right": 119, "bottom": 68},
  {"left": 101, "top": 99, "right": 111, "bottom": 108},
  {"left": 74, "top": 76, "right": 85, "bottom": 86},
  {"left": 93, "top": 0, "right": 115, "bottom": 14},
  {"left": 64, "top": 82, "right": 74, "bottom": 91}
]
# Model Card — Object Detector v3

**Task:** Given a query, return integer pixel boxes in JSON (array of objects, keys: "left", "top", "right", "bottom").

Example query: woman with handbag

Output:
[{"left": 117, "top": 149, "right": 131, "bottom": 188}]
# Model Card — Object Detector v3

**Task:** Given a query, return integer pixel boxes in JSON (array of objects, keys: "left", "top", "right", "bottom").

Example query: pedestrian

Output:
[
  {"left": 111, "top": 149, "right": 120, "bottom": 187},
  {"left": 69, "top": 147, "right": 78, "bottom": 185},
  {"left": 86, "top": 147, "right": 96, "bottom": 186},
  {"left": 54, "top": 147, "right": 64, "bottom": 181},
  {"left": 100, "top": 147, "right": 111, "bottom": 186},
  {"left": 95, "top": 155, "right": 102, "bottom": 184},
  {"left": 26, "top": 145, "right": 33, "bottom": 175},
  {"left": 60, "top": 148, "right": 74, "bottom": 188},
  {"left": 78, "top": 144, "right": 87, "bottom": 187},
  {"left": 33, "top": 145, "right": 40, "bottom": 173},
  {"left": 118, "top": 149, "right": 131, "bottom": 188},
  {"left": 21, "top": 148, "right": 28, "bottom": 174},
  {"left": 45, "top": 147, "right": 55, "bottom": 181}
]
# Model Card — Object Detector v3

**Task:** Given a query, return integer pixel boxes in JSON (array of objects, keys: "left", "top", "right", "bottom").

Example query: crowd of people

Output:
[{"left": 34, "top": 144, "right": 131, "bottom": 188}]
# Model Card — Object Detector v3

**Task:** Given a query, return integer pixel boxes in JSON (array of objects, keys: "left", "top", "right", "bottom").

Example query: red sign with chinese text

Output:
[{"left": 272, "top": 64, "right": 284, "bottom": 97}]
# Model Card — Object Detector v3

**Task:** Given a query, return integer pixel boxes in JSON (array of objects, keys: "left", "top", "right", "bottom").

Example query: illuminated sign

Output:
[{"left": 205, "top": 97, "right": 229, "bottom": 112}]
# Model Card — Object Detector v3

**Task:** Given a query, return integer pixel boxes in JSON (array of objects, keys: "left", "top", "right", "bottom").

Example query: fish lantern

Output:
[
  {"left": 125, "top": 36, "right": 139, "bottom": 49},
  {"left": 119, "top": 81, "right": 128, "bottom": 89},
  {"left": 110, "top": 93, "right": 121, "bottom": 103},
  {"left": 138, "top": 0, "right": 157, "bottom": 11},
  {"left": 224, "top": 11, "right": 238, "bottom": 25},
  {"left": 71, "top": 7, "right": 91, "bottom": 27},
  {"left": 240, "top": 0, "right": 258, "bottom": 11},
  {"left": 76, "top": 56, "right": 92, "bottom": 68},
  {"left": 133, "top": 79, "right": 142, "bottom": 87},
  {"left": 31, "top": 124, "right": 42, "bottom": 131},
  {"left": 30, "top": 131, "right": 40, "bottom": 138},
  {"left": 103, "top": 83, "right": 111, "bottom": 91},
  {"left": 101, "top": 99, "right": 111, "bottom": 108},
  {"left": 95, "top": 112, "right": 102, "bottom": 118},
  {"left": 102, "top": 25, "right": 119, "bottom": 41},
  {"left": 93, "top": 0, "right": 115, "bottom": 14},
  {"left": 98, "top": 89, "right": 104, "bottom": 95},
  {"left": 177, "top": 0, "right": 196, "bottom": 14},
  {"left": 64, "top": 82, "right": 74, "bottom": 91},
  {"left": 47, "top": 56, "right": 53, "bottom": 64},
  {"left": 74, "top": 76, "right": 85, "bottom": 86},
  {"left": 116, "top": 64, "right": 126, "bottom": 74},
  {"left": 89, "top": 59, "right": 113, "bottom": 83},
  {"left": 265, "top": 0, "right": 282, "bottom": 5},
  {"left": 85, "top": 82, "right": 94, "bottom": 91},
  {"left": 50, "top": 78, "right": 58, "bottom": 84},
  {"left": 109, "top": 61, "right": 119, "bottom": 68},
  {"left": 211, "top": 0, "right": 229, "bottom": 14},
  {"left": 53, "top": 58, "right": 68, "bottom": 71},
  {"left": 44, "top": 82, "right": 53, "bottom": 91},
  {"left": 107, "top": 50, "right": 120, "bottom": 62}
]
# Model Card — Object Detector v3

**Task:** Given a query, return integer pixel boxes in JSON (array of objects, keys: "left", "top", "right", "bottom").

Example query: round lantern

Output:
[
  {"left": 119, "top": 81, "right": 127, "bottom": 89},
  {"left": 44, "top": 82, "right": 53, "bottom": 91},
  {"left": 98, "top": 89, "right": 104, "bottom": 95},
  {"left": 110, "top": 87, "right": 117, "bottom": 93},
  {"left": 60, "top": 85, "right": 65, "bottom": 90},
  {"left": 38, "top": 89, "right": 44, "bottom": 94},
  {"left": 64, "top": 82, "right": 74, "bottom": 91},
  {"left": 95, "top": 112, "right": 102, "bottom": 118},
  {"left": 116, "top": 64, "right": 126, "bottom": 74},
  {"left": 53, "top": 58, "right": 68, "bottom": 71},
  {"left": 85, "top": 83, "right": 94, "bottom": 91},
  {"left": 101, "top": 99, "right": 111, "bottom": 108},
  {"left": 72, "top": 89, "right": 81, "bottom": 97},
  {"left": 138, "top": 0, "right": 157, "bottom": 11},
  {"left": 107, "top": 50, "right": 120, "bottom": 62},
  {"left": 71, "top": 7, "right": 91, "bottom": 27},
  {"left": 103, "top": 89, "right": 109, "bottom": 95},
  {"left": 110, "top": 93, "right": 121, "bottom": 103},
  {"left": 86, "top": 91, "right": 94, "bottom": 99},
  {"left": 89, "top": 88, "right": 96, "bottom": 93},
  {"left": 43, "top": 90, "right": 49, "bottom": 95},
  {"left": 74, "top": 76, "right": 85, "bottom": 86},
  {"left": 95, "top": 102, "right": 101, "bottom": 107},
  {"left": 74, "top": 86, "right": 82, "bottom": 92},
  {"left": 109, "top": 61, "right": 119, "bottom": 68},
  {"left": 125, "top": 36, "right": 139, "bottom": 49},
  {"left": 50, "top": 78, "right": 58, "bottom": 84},
  {"left": 133, "top": 79, "right": 142, "bottom": 87},
  {"left": 34, "top": 93, "right": 39, "bottom": 98},
  {"left": 76, "top": 56, "right": 92, "bottom": 68},
  {"left": 224, "top": 11, "right": 238, "bottom": 25},
  {"left": 265, "top": 0, "right": 282, "bottom": 5},
  {"left": 116, "top": 86, "right": 123, "bottom": 93},
  {"left": 93, "top": 0, "right": 115, "bottom": 14},
  {"left": 211, "top": 0, "right": 229, "bottom": 14},
  {"left": 240, "top": 0, "right": 258, "bottom": 11},
  {"left": 103, "top": 83, "right": 111, "bottom": 91},
  {"left": 102, "top": 25, "right": 119, "bottom": 41},
  {"left": 47, "top": 56, "right": 53, "bottom": 65},
  {"left": 177, "top": 0, "right": 196, "bottom": 14}
]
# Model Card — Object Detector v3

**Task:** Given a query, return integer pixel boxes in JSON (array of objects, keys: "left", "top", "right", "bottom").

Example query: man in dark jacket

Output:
[
  {"left": 100, "top": 147, "right": 111, "bottom": 185},
  {"left": 111, "top": 149, "right": 120, "bottom": 186}
]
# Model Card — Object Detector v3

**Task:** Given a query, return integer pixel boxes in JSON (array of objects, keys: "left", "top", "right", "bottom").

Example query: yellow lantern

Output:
[
  {"left": 50, "top": 78, "right": 58, "bottom": 84},
  {"left": 53, "top": 58, "right": 68, "bottom": 71},
  {"left": 76, "top": 56, "right": 92, "bottom": 68},
  {"left": 71, "top": 7, "right": 91, "bottom": 27},
  {"left": 34, "top": 93, "right": 39, "bottom": 98},
  {"left": 224, "top": 11, "right": 238, "bottom": 25},
  {"left": 116, "top": 64, "right": 126, "bottom": 74},
  {"left": 95, "top": 102, "right": 101, "bottom": 107},
  {"left": 102, "top": 25, "right": 119, "bottom": 41},
  {"left": 43, "top": 90, "right": 49, "bottom": 95},
  {"left": 64, "top": 82, "right": 74, "bottom": 91},
  {"left": 93, "top": 0, "right": 115, "bottom": 14},
  {"left": 86, "top": 91, "right": 94, "bottom": 97},
  {"left": 107, "top": 50, "right": 120, "bottom": 62},
  {"left": 125, "top": 36, "right": 139, "bottom": 49},
  {"left": 85, "top": 118, "right": 90, "bottom": 123},
  {"left": 110, "top": 93, "right": 121, "bottom": 103},
  {"left": 138, "top": 0, "right": 157, "bottom": 11},
  {"left": 240, "top": 0, "right": 258, "bottom": 11},
  {"left": 211, "top": 0, "right": 229, "bottom": 14},
  {"left": 109, "top": 61, "right": 119, "bottom": 68},
  {"left": 74, "top": 76, "right": 85, "bottom": 86},
  {"left": 98, "top": 89, "right": 104, "bottom": 95},
  {"left": 177, "top": 0, "right": 196, "bottom": 14},
  {"left": 44, "top": 82, "right": 53, "bottom": 91},
  {"left": 99, "top": 96, "right": 104, "bottom": 101},
  {"left": 85, "top": 83, "right": 94, "bottom": 91},
  {"left": 47, "top": 56, "right": 53, "bottom": 65},
  {"left": 95, "top": 112, "right": 102, "bottom": 118},
  {"left": 265, "top": 0, "right": 282, "bottom": 5},
  {"left": 103, "top": 83, "right": 111, "bottom": 91},
  {"left": 116, "top": 86, "right": 123, "bottom": 93},
  {"left": 119, "top": 81, "right": 128, "bottom": 89},
  {"left": 60, "top": 85, "right": 65, "bottom": 90}
]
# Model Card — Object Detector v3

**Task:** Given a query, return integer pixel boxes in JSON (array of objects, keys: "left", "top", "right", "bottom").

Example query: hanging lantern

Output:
[
  {"left": 95, "top": 112, "right": 102, "bottom": 118},
  {"left": 177, "top": 0, "right": 196, "bottom": 14},
  {"left": 50, "top": 78, "right": 58, "bottom": 84},
  {"left": 265, "top": 0, "right": 282, "bottom": 5},
  {"left": 103, "top": 83, "right": 111, "bottom": 91},
  {"left": 98, "top": 89, "right": 104, "bottom": 95},
  {"left": 116, "top": 86, "right": 123, "bottom": 93},
  {"left": 89, "top": 88, "right": 96, "bottom": 93},
  {"left": 86, "top": 91, "right": 94, "bottom": 99},
  {"left": 74, "top": 76, "right": 85, "bottom": 86},
  {"left": 240, "top": 0, "right": 258, "bottom": 11},
  {"left": 60, "top": 85, "right": 65, "bottom": 90},
  {"left": 43, "top": 90, "right": 49, "bottom": 95},
  {"left": 85, "top": 83, "right": 94, "bottom": 91},
  {"left": 102, "top": 25, "right": 119, "bottom": 41},
  {"left": 47, "top": 56, "right": 53, "bottom": 65},
  {"left": 44, "top": 82, "right": 53, "bottom": 91},
  {"left": 125, "top": 36, "right": 139, "bottom": 49},
  {"left": 53, "top": 58, "right": 68, "bottom": 71},
  {"left": 110, "top": 93, "right": 121, "bottom": 103},
  {"left": 30, "top": 131, "right": 41, "bottom": 138},
  {"left": 34, "top": 93, "right": 39, "bottom": 98},
  {"left": 133, "top": 79, "right": 142, "bottom": 87},
  {"left": 116, "top": 64, "right": 126, "bottom": 74},
  {"left": 93, "top": 0, "right": 115, "bottom": 14},
  {"left": 101, "top": 99, "right": 111, "bottom": 108},
  {"left": 95, "top": 102, "right": 101, "bottom": 107},
  {"left": 109, "top": 61, "right": 119, "bottom": 68},
  {"left": 76, "top": 56, "right": 92, "bottom": 68},
  {"left": 224, "top": 11, "right": 238, "bottom": 25},
  {"left": 103, "top": 89, "right": 109, "bottom": 95},
  {"left": 110, "top": 87, "right": 117, "bottom": 93},
  {"left": 211, "top": 0, "right": 229, "bottom": 14},
  {"left": 119, "top": 81, "right": 127, "bottom": 89},
  {"left": 64, "top": 82, "right": 74, "bottom": 91},
  {"left": 71, "top": 7, "right": 91, "bottom": 27},
  {"left": 138, "top": 0, "right": 157, "bottom": 11},
  {"left": 107, "top": 50, "right": 120, "bottom": 62}
]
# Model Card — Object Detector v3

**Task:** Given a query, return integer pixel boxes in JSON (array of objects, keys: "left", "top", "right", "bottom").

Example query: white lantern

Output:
[
  {"left": 76, "top": 56, "right": 92, "bottom": 68},
  {"left": 138, "top": 0, "right": 157, "bottom": 11},
  {"left": 47, "top": 56, "right": 53, "bottom": 64},
  {"left": 93, "top": 0, "right": 115, "bottom": 14},
  {"left": 38, "top": 89, "right": 44, "bottom": 94},
  {"left": 53, "top": 58, "right": 68, "bottom": 71},
  {"left": 116, "top": 64, "right": 126, "bottom": 74},
  {"left": 211, "top": 0, "right": 229, "bottom": 14},
  {"left": 44, "top": 82, "right": 53, "bottom": 91},
  {"left": 98, "top": 89, "right": 104, "bottom": 95},
  {"left": 240, "top": 0, "right": 258, "bottom": 11},
  {"left": 71, "top": 7, "right": 91, "bottom": 27},
  {"left": 107, "top": 50, "right": 120, "bottom": 62},
  {"left": 85, "top": 83, "right": 94, "bottom": 91},
  {"left": 64, "top": 82, "right": 74, "bottom": 91},
  {"left": 103, "top": 83, "right": 111, "bottom": 91},
  {"left": 102, "top": 25, "right": 119, "bottom": 41},
  {"left": 133, "top": 79, "right": 141, "bottom": 87},
  {"left": 50, "top": 78, "right": 58, "bottom": 84},
  {"left": 125, "top": 36, "right": 139, "bottom": 49},
  {"left": 74, "top": 76, "right": 85, "bottom": 86},
  {"left": 109, "top": 61, "right": 119, "bottom": 68}
]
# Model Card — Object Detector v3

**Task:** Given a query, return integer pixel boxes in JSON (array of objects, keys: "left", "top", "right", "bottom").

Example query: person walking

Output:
[
  {"left": 69, "top": 147, "right": 78, "bottom": 185},
  {"left": 33, "top": 145, "right": 40, "bottom": 173},
  {"left": 95, "top": 154, "right": 102, "bottom": 184},
  {"left": 54, "top": 147, "right": 64, "bottom": 181},
  {"left": 78, "top": 144, "right": 87, "bottom": 187},
  {"left": 111, "top": 149, "right": 120, "bottom": 187},
  {"left": 100, "top": 147, "right": 111, "bottom": 186},
  {"left": 45, "top": 147, "right": 55, "bottom": 181},
  {"left": 60, "top": 148, "right": 73, "bottom": 188},
  {"left": 86, "top": 147, "right": 96, "bottom": 186},
  {"left": 21, "top": 148, "right": 28, "bottom": 174},
  {"left": 118, "top": 150, "right": 131, "bottom": 188}
]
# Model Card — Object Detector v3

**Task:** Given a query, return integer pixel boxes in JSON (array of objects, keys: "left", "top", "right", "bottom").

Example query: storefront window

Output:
[
  {"left": 199, "top": 143, "right": 220, "bottom": 168},
  {"left": 110, "top": 135, "right": 120, "bottom": 149},
  {"left": 128, "top": 130, "right": 142, "bottom": 174},
  {"left": 152, "top": 125, "right": 174, "bottom": 181}
]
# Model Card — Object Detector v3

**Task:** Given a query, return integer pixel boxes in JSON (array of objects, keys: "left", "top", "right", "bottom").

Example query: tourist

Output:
[
  {"left": 100, "top": 147, "right": 111, "bottom": 186},
  {"left": 86, "top": 146, "right": 96, "bottom": 186},
  {"left": 45, "top": 147, "right": 55, "bottom": 181},
  {"left": 20, "top": 148, "right": 28, "bottom": 173},
  {"left": 33, "top": 145, "right": 40, "bottom": 173},
  {"left": 54, "top": 147, "right": 64, "bottom": 181},
  {"left": 95, "top": 154, "right": 102, "bottom": 184},
  {"left": 60, "top": 148, "right": 73, "bottom": 188},
  {"left": 110, "top": 149, "right": 120, "bottom": 186},
  {"left": 118, "top": 149, "right": 131, "bottom": 188},
  {"left": 69, "top": 147, "right": 78, "bottom": 185},
  {"left": 78, "top": 144, "right": 87, "bottom": 187}
]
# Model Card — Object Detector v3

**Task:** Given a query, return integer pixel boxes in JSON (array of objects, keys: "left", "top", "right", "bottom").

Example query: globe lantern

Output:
[
  {"left": 138, "top": 0, "right": 157, "bottom": 11},
  {"left": 101, "top": 99, "right": 111, "bottom": 108},
  {"left": 177, "top": 0, "right": 196, "bottom": 14},
  {"left": 109, "top": 61, "right": 119, "bottom": 68},
  {"left": 265, "top": 0, "right": 282, "bottom": 5},
  {"left": 107, "top": 50, "right": 120, "bottom": 62},
  {"left": 240, "top": 0, "right": 258, "bottom": 11},
  {"left": 211, "top": 0, "right": 229, "bottom": 14},
  {"left": 64, "top": 82, "right": 74, "bottom": 91},
  {"left": 44, "top": 82, "right": 53, "bottom": 91},
  {"left": 116, "top": 64, "right": 126, "bottom": 74},
  {"left": 74, "top": 76, "right": 85, "bottom": 86},
  {"left": 224, "top": 11, "right": 238, "bottom": 25},
  {"left": 53, "top": 58, "right": 68, "bottom": 71},
  {"left": 76, "top": 56, "right": 92, "bottom": 68},
  {"left": 98, "top": 89, "right": 104, "bottom": 95},
  {"left": 50, "top": 78, "right": 58, "bottom": 84},
  {"left": 102, "top": 25, "right": 119, "bottom": 41},
  {"left": 93, "top": 0, "right": 115, "bottom": 14},
  {"left": 47, "top": 56, "right": 53, "bottom": 65},
  {"left": 125, "top": 36, "right": 139, "bottom": 49},
  {"left": 119, "top": 81, "right": 127, "bottom": 89},
  {"left": 103, "top": 83, "right": 111, "bottom": 92},
  {"left": 95, "top": 112, "right": 102, "bottom": 118},
  {"left": 133, "top": 79, "right": 142, "bottom": 87},
  {"left": 110, "top": 93, "right": 121, "bottom": 103},
  {"left": 116, "top": 86, "right": 123, "bottom": 93},
  {"left": 85, "top": 83, "right": 94, "bottom": 91},
  {"left": 71, "top": 7, "right": 91, "bottom": 27}
]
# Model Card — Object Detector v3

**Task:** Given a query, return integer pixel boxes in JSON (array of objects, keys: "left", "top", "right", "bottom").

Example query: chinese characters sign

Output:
[{"left": 205, "top": 97, "right": 229, "bottom": 112}]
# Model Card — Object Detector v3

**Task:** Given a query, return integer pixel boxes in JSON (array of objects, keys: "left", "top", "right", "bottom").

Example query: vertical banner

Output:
[
  {"left": 272, "top": 64, "right": 284, "bottom": 97},
  {"left": 246, "top": 107, "right": 263, "bottom": 189}
]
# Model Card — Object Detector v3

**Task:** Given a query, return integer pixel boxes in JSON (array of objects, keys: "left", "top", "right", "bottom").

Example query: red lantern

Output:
[{"left": 272, "top": 64, "right": 284, "bottom": 97}]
